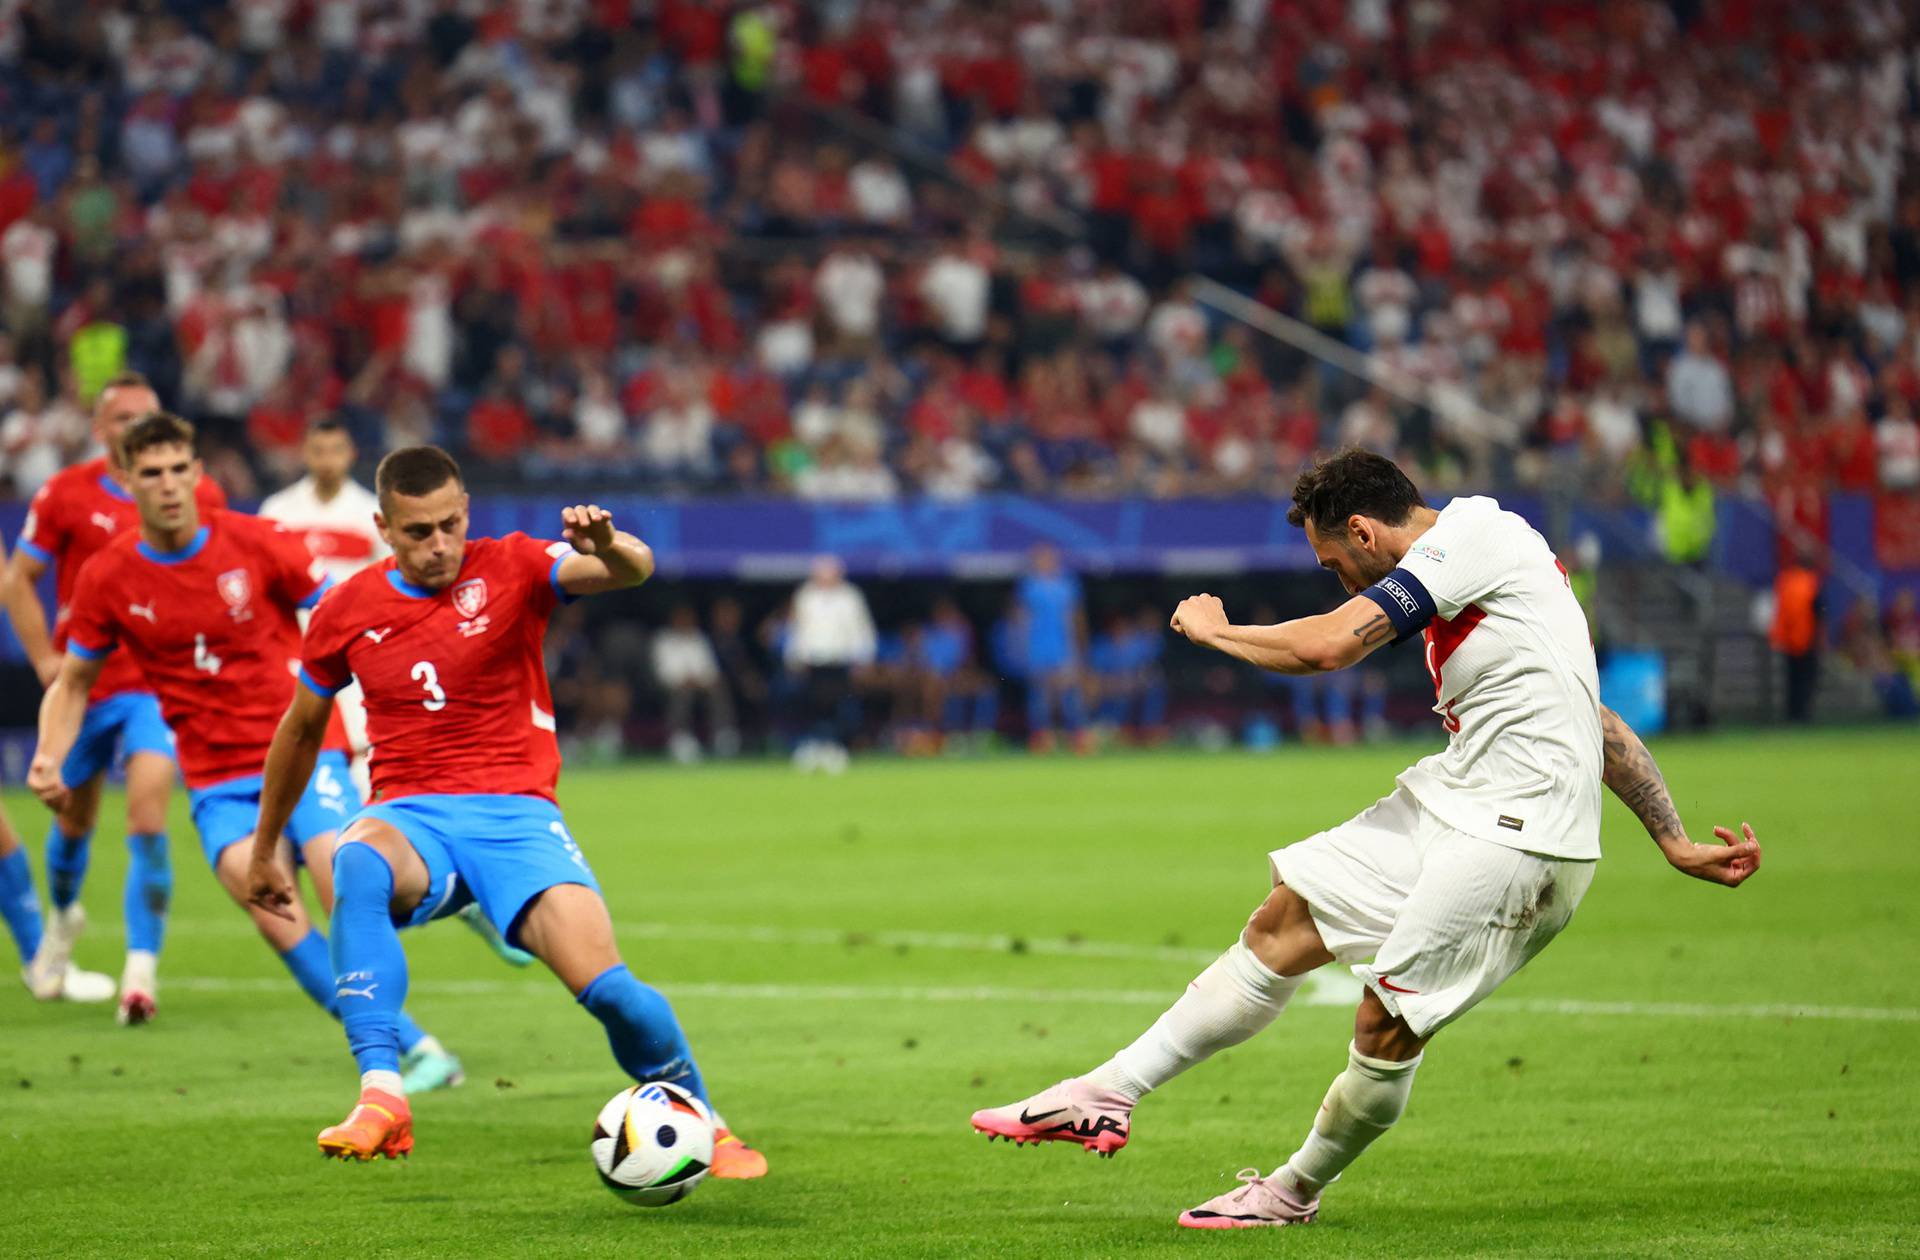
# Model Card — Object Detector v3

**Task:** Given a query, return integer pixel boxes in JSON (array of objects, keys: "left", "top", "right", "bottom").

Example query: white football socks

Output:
[
  {"left": 122, "top": 949, "right": 157, "bottom": 994},
  {"left": 1089, "top": 939, "right": 1304, "bottom": 1103},
  {"left": 361, "top": 1070, "right": 404, "bottom": 1098},
  {"left": 1278, "top": 1041, "right": 1423, "bottom": 1196}
]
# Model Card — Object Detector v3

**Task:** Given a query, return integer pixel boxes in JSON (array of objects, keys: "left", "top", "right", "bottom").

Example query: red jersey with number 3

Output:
[
  {"left": 299, "top": 533, "right": 572, "bottom": 803},
  {"left": 63, "top": 510, "right": 330, "bottom": 788},
  {"left": 17, "top": 456, "right": 228, "bottom": 701}
]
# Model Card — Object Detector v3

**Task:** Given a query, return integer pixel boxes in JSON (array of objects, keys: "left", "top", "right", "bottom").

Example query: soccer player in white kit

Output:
[
  {"left": 259, "top": 420, "right": 389, "bottom": 782},
  {"left": 972, "top": 449, "right": 1763, "bottom": 1228}
]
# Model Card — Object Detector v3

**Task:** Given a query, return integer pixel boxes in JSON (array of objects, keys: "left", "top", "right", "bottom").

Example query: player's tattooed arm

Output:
[
  {"left": 1598, "top": 704, "right": 1683, "bottom": 841},
  {"left": 1598, "top": 704, "right": 1762, "bottom": 888}
]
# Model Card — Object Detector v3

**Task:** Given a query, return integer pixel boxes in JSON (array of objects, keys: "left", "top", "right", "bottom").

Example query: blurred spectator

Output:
[
  {"left": 1015, "top": 545, "right": 1088, "bottom": 753},
  {"left": 708, "top": 597, "right": 772, "bottom": 746},
  {"left": 0, "top": 369, "right": 85, "bottom": 496},
  {"left": 1089, "top": 609, "right": 1169, "bottom": 745},
  {"left": 785, "top": 556, "right": 877, "bottom": 772},
  {"left": 1665, "top": 325, "right": 1734, "bottom": 435},
  {"left": 1771, "top": 547, "right": 1826, "bottom": 723},
  {"left": 0, "top": 0, "right": 1914, "bottom": 523},
  {"left": 1658, "top": 461, "right": 1717, "bottom": 567},
  {"left": 650, "top": 604, "right": 740, "bottom": 763}
]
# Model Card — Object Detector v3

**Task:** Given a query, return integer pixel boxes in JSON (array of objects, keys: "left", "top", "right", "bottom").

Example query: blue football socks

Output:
[
  {"left": 278, "top": 928, "right": 339, "bottom": 1013},
  {"left": 123, "top": 832, "right": 171, "bottom": 955},
  {"left": 45, "top": 825, "right": 91, "bottom": 911},
  {"left": 329, "top": 843, "right": 408, "bottom": 1075},
  {"left": 0, "top": 847, "right": 43, "bottom": 963},
  {"left": 578, "top": 963, "right": 708, "bottom": 1104}
]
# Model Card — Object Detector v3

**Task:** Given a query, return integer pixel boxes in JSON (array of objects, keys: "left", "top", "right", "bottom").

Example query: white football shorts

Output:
[{"left": 1269, "top": 784, "right": 1596, "bottom": 1037}]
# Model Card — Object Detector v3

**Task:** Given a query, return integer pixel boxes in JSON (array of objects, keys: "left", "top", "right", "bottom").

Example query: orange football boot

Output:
[
  {"left": 317, "top": 1088, "right": 414, "bottom": 1161},
  {"left": 710, "top": 1126, "right": 767, "bottom": 1179}
]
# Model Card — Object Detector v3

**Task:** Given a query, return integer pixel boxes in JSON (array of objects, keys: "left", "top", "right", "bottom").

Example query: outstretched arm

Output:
[
  {"left": 27, "top": 650, "right": 106, "bottom": 811},
  {"left": 3, "top": 548, "right": 59, "bottom": 687},
  {"left": 1170, "top": 593, "right": 1396, "bottom": 675},
  {"left": 1599, "top": 704, "right": 1761, "bottom": 887},
  {"left": 554, "top": 504, "right": 654, "bottom": 596},
  {"left": 246, "top": 685, "right": 335, "bottom": 921}
]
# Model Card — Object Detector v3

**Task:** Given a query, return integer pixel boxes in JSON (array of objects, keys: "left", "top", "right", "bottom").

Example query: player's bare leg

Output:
[
  {"left": 316, "top": 819, "right": 432, "bottom": 1160},
  {"left": 116, "top": 750, "right": 176, "bottom": 1025},
  {"left": 517, "top": 883, "right": 767, "bottom": 1180},
  {"left": 973, "top": 882, "right": 1326, "bottom": 1155},
  {"left": 215, "top": 837, "right": 317, "bottom": 952},
  {"left": 24, "top": 776, "right": 115, "bottom": 1003}
]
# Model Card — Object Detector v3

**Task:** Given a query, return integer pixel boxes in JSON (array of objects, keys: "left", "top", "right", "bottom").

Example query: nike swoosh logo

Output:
[
  {"left": 1376, "top": 977, "right": 1421, "bottom": 995},
  {"left": 1017, "top": 1107, "right": 1067, "bottom": 1125}
]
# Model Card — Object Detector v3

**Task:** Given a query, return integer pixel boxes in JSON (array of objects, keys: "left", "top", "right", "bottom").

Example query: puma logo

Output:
[
  {"left": 128, "top": 602, "right": 157, "bottom": 623},
  {"left": 335, "top": 982, "right": 379, "bottom": 1001},
  {"left": 363, "top": 626, "right": 395, "bottom": 644}
]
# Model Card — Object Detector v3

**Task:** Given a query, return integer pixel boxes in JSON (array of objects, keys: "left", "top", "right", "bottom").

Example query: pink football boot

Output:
[
  {"left": 969, "top": 1077, "right": 1132, "bottom": 1156},
  {"left": 1177, "top": 1168, "right": 1319, "bottom": 1229}
]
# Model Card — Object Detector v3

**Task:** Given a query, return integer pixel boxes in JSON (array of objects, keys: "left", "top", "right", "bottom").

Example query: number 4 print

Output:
[{"left": 193, "top": 633, "right": 223, "bottom": 676}]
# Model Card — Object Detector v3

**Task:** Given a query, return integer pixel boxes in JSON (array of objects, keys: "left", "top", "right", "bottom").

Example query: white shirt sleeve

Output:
[{"left": 1393, "top": 506, "right": 1514, "bottom": 621}]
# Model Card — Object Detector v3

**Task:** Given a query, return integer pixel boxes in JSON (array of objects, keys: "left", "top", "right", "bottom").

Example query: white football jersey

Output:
[
  {"left": 1388, "top": 496, "right": 1604, "bottom": 860},
  {"left": 257, "top": 476, "right": 389, "bottom": 583}
]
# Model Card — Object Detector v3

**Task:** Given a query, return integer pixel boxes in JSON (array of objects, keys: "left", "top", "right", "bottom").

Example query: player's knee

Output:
[
  {"left": 1353, "top": 992, "right": 1427, "bottom": 1062},
  {"left": 332, "top": 840, "right": 394, "bottom": 900},
  {"left": 1241, "top": 884, "right": 1329, "bottom": 977}
]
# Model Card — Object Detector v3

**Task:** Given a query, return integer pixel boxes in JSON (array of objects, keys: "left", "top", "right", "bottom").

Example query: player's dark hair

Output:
[
  {"left": 117, "top": 411, "right": 196, "bottom": 465},
  {"left": 1287, "top": 448, "right": 1425, "bottom": 532},
  {"left": 307, "top": 416, "right": 351, "bottom": 440},
  {"left": 99, "top": 370, "right": 153, "bottom": 396},
  {"left": 376, "top": 445, "right": 463, "bottom": 509}
]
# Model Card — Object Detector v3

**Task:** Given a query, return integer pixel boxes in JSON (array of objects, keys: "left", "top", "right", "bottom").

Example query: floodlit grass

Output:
[{"left": 3, "top": 729, "right": 1917, "bottom": 1258}]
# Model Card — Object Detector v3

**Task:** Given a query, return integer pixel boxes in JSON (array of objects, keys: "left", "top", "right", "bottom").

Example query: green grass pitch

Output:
[{"left": 3, "top": 729, "right": 1918, "bottom": 1258}]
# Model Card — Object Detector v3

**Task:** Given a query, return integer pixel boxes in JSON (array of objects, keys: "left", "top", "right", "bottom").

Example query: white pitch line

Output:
[
  {"left": 156, "top": 916, "right": 1365, "bottom": 1004},
  {"left": 153, "top": 975, "right": 1920, "bottom": 1022}
]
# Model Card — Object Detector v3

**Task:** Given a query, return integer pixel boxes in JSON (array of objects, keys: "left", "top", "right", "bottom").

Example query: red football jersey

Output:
[
  {"left": 64, "top": 510, "right": 329, "bottom": 789},
  {"left": 300, "top": 534, "right": 571, "bottom": 803},
  {"left": 18, "top": 456, "right": 228, "bottom": 701}
]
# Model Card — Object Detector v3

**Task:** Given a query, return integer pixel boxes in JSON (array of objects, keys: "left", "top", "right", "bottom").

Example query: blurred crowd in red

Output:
[{"left": 0, "top": 1, "right": 1916, "bottom": 566}]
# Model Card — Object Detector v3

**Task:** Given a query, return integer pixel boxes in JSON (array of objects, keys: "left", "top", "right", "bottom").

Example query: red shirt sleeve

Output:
[
  {"left": 63, "top": 551, "right": 121, "bottom": 660},
  {"left": 259, "top": 519, "right": 329, "bottom": 610},
  {"left": 195, "top": 475, "right": 228, "bottom": 513},
  {"left": 15, "top": 480, "right": 67, "bottom": 564},
  {"left": 298, "top": 581, "right": 353, "bottom": 697},
  {"left": 506, "top": 532, "right": 575, "bottom": 614}
]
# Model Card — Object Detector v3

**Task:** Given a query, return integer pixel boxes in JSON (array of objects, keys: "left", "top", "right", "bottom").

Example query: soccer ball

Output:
[{"left": 589, "top": 1081, "right": 715, "bottom": 1207}]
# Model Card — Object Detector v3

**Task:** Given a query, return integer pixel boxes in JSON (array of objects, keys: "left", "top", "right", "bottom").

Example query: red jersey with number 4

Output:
[
  {"left": 299, "top": 533, "right": 571, "bottom": 803},
  {"left": 64, "top": 510, "right": 330, "bottom": 788},
  {"left": 18, "top": 456, "right": 228, "bottom": 701}
]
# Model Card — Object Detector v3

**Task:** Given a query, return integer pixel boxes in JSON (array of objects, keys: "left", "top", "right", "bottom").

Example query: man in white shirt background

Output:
[
  {"left": 257, "top": 418, "right": 387, "bottom": 791},
  {"left": 650, "top": 604, "right": 739, "bottom": 764},
  {"left": 784, "top": 555, "right": 876, "bottom": 774}
]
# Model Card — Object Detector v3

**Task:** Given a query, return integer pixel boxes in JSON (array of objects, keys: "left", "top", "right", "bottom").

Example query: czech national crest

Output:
[
  {"left": 217, "top": 568, "right": 252, "bottom": 613},
  {"left": 452, "top": 578, "right": 489, "bottom": 619}
]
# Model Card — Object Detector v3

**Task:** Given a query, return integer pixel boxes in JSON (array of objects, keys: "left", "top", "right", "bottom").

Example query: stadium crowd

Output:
[{"left": 0, "top": 0, "right": 1916, "bottom": 569}]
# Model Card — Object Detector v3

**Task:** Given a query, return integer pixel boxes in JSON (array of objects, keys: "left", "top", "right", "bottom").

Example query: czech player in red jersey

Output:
[
  {"left": 244, "top": 446, "right": 765, "bottom": 1174},
  {"left": 26, "top": 415, "right": 463, "bottom": 1090},
  {"left": 3, "top": 373, "right": 221, "bottom": 1014}
]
